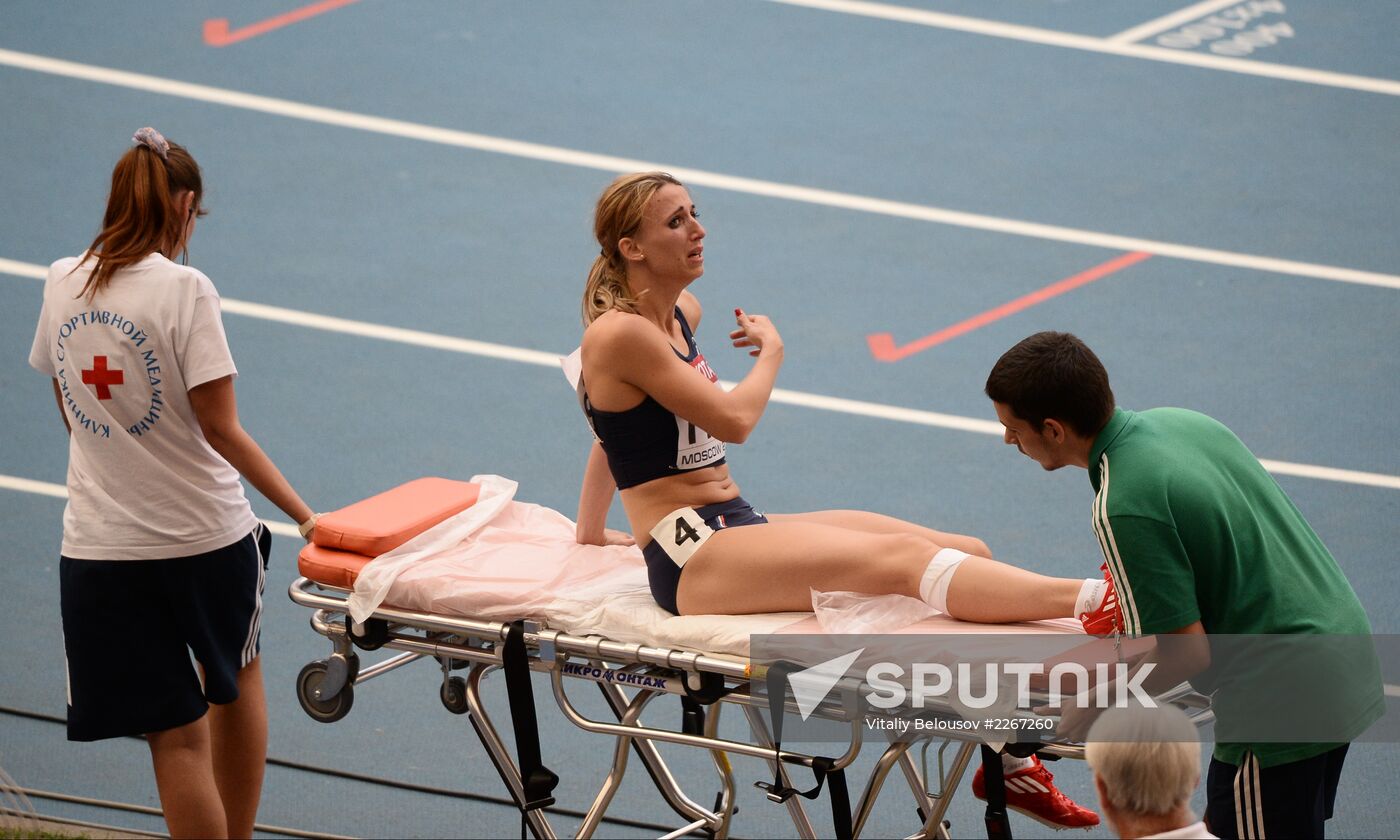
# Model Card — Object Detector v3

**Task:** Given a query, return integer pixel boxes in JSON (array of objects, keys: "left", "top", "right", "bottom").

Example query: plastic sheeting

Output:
[{"left": 810, "top": 589, "right": 938, "bottom": 634}]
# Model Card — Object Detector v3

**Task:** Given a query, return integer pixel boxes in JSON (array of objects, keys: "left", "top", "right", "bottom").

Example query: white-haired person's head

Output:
[{"left": 1085, "top": 704, "right": 1216, "bottom": 839}]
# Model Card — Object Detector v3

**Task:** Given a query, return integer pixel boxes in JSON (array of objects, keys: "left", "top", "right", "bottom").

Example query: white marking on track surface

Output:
[
  {"left": 760, "top": 0, "right": 1400, "bottom": 96},
  {"left": 1109, "top": 0, "right": 1245, "bottom": 44}
]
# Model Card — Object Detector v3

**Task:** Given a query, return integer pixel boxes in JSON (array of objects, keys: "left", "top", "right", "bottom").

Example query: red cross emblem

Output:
[{"left": 81, "top": 356, "right": 125, "bottom": 400}]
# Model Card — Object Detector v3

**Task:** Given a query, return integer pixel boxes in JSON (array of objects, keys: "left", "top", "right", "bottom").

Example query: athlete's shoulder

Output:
[
  {"left": 585, "top": 309, "right": 658, "bottom": 342},
  {"left": 582, "top": 310, "right": 664, "bottom": 361}
]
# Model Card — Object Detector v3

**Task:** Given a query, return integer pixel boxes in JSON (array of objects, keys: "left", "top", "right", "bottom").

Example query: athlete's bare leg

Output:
[
  {"left": 675, "top": 520, "right": 1079, "bottom": 619},
  {"left": 940, "top": 555, "right": 1081, "bottom": 623},
  {"left": 767, "top": 510, "right": 992, "bottom": 559}
]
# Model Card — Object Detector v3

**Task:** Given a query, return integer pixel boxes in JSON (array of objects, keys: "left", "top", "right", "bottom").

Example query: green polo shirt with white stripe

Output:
[{"left": 1088, "top": 407, "right": 1382, "bottom": 768}]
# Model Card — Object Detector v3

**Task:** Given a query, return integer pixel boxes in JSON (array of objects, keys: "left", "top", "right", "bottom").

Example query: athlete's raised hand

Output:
[{"left": 730, "top": 308, "right": 784, "bottom": 359}]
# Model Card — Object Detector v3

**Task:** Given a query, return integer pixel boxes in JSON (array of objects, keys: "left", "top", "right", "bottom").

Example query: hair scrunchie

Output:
[{"left": 131, "top": 126, "right": 170, "bottom": 161}]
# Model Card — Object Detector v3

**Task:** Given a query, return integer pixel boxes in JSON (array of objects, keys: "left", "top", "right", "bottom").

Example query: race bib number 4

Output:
[
  {"left": 648, "top": 507, "right": 715, "bottom": 569},
  {"left": 675, "top": 417, "right": 725, "bottom": 469}
]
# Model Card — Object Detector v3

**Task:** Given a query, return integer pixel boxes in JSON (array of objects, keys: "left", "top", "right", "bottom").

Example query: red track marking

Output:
[
  {"left": 867, "top": 251, "right": 1153, "bottom": 362},
  {"left": 204, "top": 0, "right": 362, "bottom": 47}
]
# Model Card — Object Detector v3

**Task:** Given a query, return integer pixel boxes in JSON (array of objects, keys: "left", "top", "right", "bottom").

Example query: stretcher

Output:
[{"left": 288, "top": 476, "right": 1212, "bottom": 839}]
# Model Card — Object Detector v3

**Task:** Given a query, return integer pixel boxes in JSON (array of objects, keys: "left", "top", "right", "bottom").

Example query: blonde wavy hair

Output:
[{"left": 581, "top": 171, "right": 683, "bottom": 325}]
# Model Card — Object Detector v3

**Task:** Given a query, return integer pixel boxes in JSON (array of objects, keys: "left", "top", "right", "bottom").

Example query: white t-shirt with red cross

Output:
[{"left": 29, "top": 253, "right": 258, "bottom": 560}]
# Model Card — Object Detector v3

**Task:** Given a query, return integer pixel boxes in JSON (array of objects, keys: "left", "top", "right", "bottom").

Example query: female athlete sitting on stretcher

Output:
[
  {"left": 569, "top": 172, "right": 1110, "bottom": 830},
  {"left": 570, "top": 172, "right": 1120, "bottom": 635}
]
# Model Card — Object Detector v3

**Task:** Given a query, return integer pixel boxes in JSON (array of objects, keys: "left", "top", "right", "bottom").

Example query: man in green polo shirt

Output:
[{"left": 983, "top": 330, "right": 1382, "bottom": 839}]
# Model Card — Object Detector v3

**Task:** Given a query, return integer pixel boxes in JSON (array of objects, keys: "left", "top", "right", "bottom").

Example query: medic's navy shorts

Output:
[{"left": 60, "top": 524, "right": 271, "bottom": 741}]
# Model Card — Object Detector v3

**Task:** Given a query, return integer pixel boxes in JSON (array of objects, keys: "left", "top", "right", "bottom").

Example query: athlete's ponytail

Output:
[
  {"left": 582, "top": 251, "right": 638, "bottom": 325},
  {"left": 581, "top": 171, "right": 682, "bottom": 325},
  {"left": 76, "top": 128, "right": 205, "bottom": 302}
]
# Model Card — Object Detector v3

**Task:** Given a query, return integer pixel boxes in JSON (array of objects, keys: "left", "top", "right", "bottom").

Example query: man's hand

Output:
[{"left": 1037, "top": 699, "right": 1104, "bottom": 742}]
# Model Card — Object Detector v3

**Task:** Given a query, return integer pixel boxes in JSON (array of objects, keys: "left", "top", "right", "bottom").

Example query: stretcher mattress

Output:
[{"left": 299, "top": 476, "right": 1080, "bottom": 658}]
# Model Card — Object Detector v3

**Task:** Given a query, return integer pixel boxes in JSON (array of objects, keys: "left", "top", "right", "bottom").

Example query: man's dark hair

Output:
[{"left": 984, "top": 331, "right": 1115, "bottom": 437}]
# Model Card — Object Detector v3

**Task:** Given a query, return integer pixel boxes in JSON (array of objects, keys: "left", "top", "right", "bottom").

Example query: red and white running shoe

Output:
[
  {"left": 972, "top": 755, "right": 1100, "bottom": 830},
  {"left": 1077, "top": 563, "right": 1123, "bottom": 637}
]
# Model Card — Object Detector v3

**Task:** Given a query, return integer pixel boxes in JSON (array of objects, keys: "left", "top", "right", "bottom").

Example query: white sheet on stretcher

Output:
[{"left": 347, "top": 475, "right": 1080, "bottom": 659}]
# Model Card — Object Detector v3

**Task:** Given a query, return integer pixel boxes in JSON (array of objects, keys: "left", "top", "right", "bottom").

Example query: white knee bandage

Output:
[{"left": 918, "top": 548, "right": 970, "bottom": 613}]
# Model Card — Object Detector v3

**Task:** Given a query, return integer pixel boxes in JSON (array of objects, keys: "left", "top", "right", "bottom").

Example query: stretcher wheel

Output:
[
  {"left": 441, "top": 676, "right": 469, "bottom": 715},
  {"left": 346, "top": 617, "right": 390, "bottom": 651},
  {"left": 296, "top": 660, "right": 354, "bottom": 723}
]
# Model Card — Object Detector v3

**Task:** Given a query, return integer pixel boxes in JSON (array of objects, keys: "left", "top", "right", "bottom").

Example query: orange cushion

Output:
[
  {"left": 312, "top": 477, "right": 480, "bottom": 556},
  {"left": 298, "top": 543, "right": 375, "bottom": 588}
]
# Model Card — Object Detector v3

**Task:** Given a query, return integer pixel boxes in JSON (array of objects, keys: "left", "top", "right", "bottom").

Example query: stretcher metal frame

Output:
[{"left": 289, "top": 576, "right": 1212, "bottom": 839}]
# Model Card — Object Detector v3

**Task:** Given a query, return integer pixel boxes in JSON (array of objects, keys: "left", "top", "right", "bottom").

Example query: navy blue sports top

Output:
[{"left": 580, "top": 308, "right": 727, "bottom": 490}]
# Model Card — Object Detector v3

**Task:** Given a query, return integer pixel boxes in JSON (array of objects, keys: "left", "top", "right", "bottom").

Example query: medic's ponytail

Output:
[{"left": 76, "top": 128, "right": 204, "bottom": 302}]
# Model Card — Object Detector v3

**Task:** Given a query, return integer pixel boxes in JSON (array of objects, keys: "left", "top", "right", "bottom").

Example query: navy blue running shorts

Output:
[
  {"left": 60, "top": 523, "right": 271, "bottom": 741},
  {"left": 642, "top": 497, "right": 767, "bottom": 615},
  {"left": 1205, "top": 745, "right": 1349, "bottom": 838}
]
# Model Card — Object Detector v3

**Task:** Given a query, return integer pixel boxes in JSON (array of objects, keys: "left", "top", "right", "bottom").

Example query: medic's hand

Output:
[{"left": 729, "top": 308, "right": 784, "bottom": 358}]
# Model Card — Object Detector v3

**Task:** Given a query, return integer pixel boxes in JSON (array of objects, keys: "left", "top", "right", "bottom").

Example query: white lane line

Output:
[
  {"left": 1257, "top": 460, "right": 1400, "bottom": 492},
  {"left": 1386, "top": 684, "right": 1400, "bottom": 698},
  {"left": 0, "top": 474, "right": 68, "bottom": 499},
  {"left": 760, "top": 0, "right": 1400, "bottom": 97},
  {"left": 1, "top": 50, "right": 1398, "bottom": 291},
  {"left": 8, "top": 265, "right": 1398, "bottom": 491},
  {"left": 220, "top": 297, "right": 563, "bottom": 368},
  {"left": 762, "top": 387, "right": 1003, "bottom": 436},
  {"left": 1108, "top": 0, "right": 1243, "bottom": 45},
  {"left": 0, "top": 474, "right": 300, "bottom": 537},
  {"left": 0, "top": 258, "right": 45, "bottom": 279}
]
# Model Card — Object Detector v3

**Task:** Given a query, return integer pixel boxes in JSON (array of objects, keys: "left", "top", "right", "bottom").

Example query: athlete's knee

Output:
[
  {"left": 883, "top": 532, "right": 940, "bottom": 561},
  {"left": 870, "top": 533, "right": 941, "bottom": 590},
  {"left": 926, "top": 530, "right": 990, "bottom": 559},
  {"left": 961, "top": 536, "right": 992, "bottom": 559}
]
